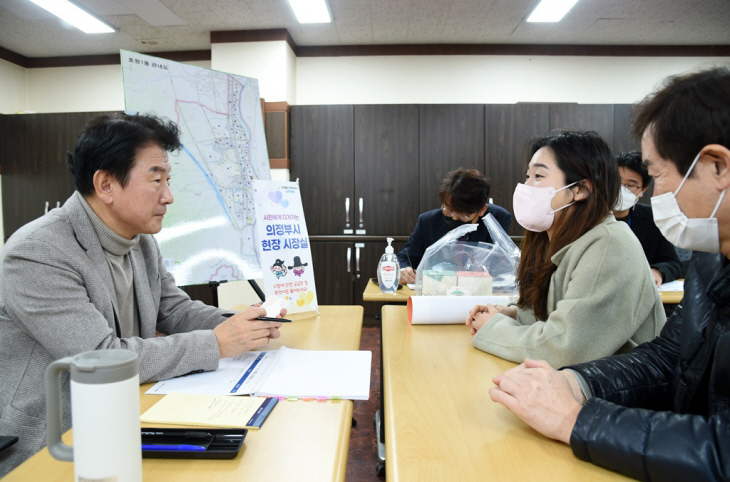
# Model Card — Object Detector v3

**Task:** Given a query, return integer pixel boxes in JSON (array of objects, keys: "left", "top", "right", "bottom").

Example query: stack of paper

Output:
[{"left": 146, "top": 347, "right": 372, "bottom": 400}]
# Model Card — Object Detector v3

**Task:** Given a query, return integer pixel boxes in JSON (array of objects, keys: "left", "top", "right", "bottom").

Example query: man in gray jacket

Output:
[{"left": 0, "top": 113, "right": 283, "bottom": 475}]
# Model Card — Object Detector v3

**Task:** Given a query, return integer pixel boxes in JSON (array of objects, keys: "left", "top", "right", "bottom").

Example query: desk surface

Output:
[
  {"left": 366, "top": 279, "right": 683, "bottom": 305},
  {"left": 5, "top": 305, "right": 364, "bottom": 482},
  {"left": 362, "top": 279, "right": 414, "bottom": 302},
  {"left": 659, "top": 283, "right": 684, "bottom": 304},
  {"left": 381, "top": 305, "right": 629, "bottom": 481}
]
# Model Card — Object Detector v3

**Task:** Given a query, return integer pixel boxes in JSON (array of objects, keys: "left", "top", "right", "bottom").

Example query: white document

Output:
[
  {"left": 407, "top": 295, "right": 511, "bottom": 324},
  {"left": 146, "top": 347, "right": 372, "bottom": 400},
  {"left": 261, "top": 296, "right": 289, "bottom": 317},
  {"left": 658, "top": 280, "right": 684, "bottom": 292}
]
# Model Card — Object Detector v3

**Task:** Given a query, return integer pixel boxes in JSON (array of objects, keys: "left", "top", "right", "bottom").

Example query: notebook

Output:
[
  {"left": 146, "top": 347, "right": 372, "bottom": 400},
  {"left": 141, "top": 392, "right": 277, "bottom": 429}
]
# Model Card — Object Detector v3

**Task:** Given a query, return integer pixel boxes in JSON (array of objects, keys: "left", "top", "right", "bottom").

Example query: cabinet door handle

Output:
[
  {"left": 346, "top": 247, "right": 352, "bottom": 273},
  {"left": 345, "top": 197, "right": 350, "bottom": 228},
  {"left": 56, "top": 201, "right": 60, "bottom": 208},
  {"left": 355, "top": 246, "right": 361, "bottom": 272},
  {"left": 44, "top": 201, "right": 49, "bottom": 214},
  {"left": 358, "top": 198, "right": 364, "bottom": 228}
]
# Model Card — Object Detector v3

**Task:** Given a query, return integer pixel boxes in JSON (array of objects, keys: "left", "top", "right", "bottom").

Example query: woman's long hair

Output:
[{"left": 517, "top": 131, "right": 619, "bottom": 320}]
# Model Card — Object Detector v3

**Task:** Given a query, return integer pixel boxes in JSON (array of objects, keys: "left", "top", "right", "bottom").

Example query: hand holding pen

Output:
[
  {"left": 213, "top": 306, "right": 286, "bottom": 358},
  {"left": 399, "top": 248, "right": 416, "bottom": 284}
]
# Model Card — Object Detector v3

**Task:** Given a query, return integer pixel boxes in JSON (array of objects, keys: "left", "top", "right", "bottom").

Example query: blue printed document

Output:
[{"left": 146, "top": 347, "right": 372, "bottom": 400}]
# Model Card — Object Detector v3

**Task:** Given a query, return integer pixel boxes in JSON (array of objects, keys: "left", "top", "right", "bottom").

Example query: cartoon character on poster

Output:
[
  {"left": 271, "top": 259, "right": 287, "bottom": 279},
  {"left": 288, "top": 257, "right": 308, "bottom": 277},
  {"left": 252, "top": 180, "right": 319, "bottom": 314}
]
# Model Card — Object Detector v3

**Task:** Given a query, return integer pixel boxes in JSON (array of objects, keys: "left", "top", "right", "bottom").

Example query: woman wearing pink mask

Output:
[{"left": 466, "top": 131, "right": 665, "bottom": 367}]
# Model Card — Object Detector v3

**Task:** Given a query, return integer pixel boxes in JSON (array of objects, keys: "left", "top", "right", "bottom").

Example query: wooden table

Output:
[
  {"left": 659, "top": 282, "right": 684, "bottom": 304},
  {"left": 364, "top": 278, "right": 683, "bottom": 306},
  {"left": 362, "top": 279, "right": 413, "bottom": 302},
  {"left": 381, "top": 305, "right": 630, "bottom": 481},
  {"left": 5, "top": 305, "right": 364, "bottom": 482}
]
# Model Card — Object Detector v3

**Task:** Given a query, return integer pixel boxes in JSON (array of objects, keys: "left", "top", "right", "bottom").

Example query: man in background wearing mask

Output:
[
  {"left": 488, "top": 67, "right": 730, "bottom": 481},
  {"left": 612, "top": 151, "right": 682, "bottom": 286},
  {"left": 397, "top": 168, "right": 511, "bottom": 284}
]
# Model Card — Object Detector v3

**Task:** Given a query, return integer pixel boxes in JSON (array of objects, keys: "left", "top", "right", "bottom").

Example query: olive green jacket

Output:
[{"left": 473, "top": 215, "right": 666, "bottom": 367}]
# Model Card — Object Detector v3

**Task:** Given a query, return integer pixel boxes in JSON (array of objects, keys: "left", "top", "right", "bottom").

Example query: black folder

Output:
[{"left": 141, "top": 428, "right": 247, "bottom": 459}]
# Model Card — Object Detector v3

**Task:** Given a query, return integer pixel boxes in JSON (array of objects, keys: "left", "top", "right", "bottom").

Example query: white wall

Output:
[
  {"left": 296, "top": 55, "right": 730, "bottom": 105},
  {"left": 24, "top": 61, "right": 211, "bottom": 114},
  {"left": 13, "top": 53, "right": 728, "bottom": 111},
  {"left": 0, "top": 58, "right": 27, "bottom": 114},
  {"left": 212, "top": 41, "right": 297, "bottom": 104}
]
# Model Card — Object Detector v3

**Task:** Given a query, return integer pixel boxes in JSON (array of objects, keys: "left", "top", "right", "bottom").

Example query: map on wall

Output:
[{"left": 121, "top": 50, "right": 270, "bottom": 286}]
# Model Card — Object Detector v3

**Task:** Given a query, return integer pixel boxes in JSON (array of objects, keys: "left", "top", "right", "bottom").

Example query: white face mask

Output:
[
  {"left": 614, "top": 185, "right": 640, "bottom": 211},
  {"left": 651, "top": 152, "right": 726, "bottom": 253}
]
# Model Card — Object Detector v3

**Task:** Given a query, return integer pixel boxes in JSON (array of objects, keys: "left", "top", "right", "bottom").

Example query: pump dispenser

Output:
[{"left": 377, "top": 237, "right": 400, "bottom": 294}]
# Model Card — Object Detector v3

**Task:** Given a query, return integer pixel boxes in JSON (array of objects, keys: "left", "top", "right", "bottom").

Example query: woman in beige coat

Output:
[{"left": 467, "top": 131, "right": 665, "bottom": 367}]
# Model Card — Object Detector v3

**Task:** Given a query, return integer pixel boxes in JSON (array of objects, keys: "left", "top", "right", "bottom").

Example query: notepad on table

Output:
[
  {"left": 146, "top": 347, "right": 372, "bottom": 400},
  {"left": 141, "top": 392, "right": 278, "bottom": 429}
]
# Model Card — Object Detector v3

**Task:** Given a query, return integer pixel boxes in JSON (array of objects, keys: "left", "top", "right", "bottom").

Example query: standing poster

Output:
[
  {"left": 252, "top": 180, "right": 318, "bottom": 314},
  {"left": 121, "top": 50, "right": 269, "bottom": 286}
]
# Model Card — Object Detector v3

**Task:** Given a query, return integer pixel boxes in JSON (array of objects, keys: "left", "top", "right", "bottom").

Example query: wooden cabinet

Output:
[
  {"left": 293, "top": 104, "right": 418, "bottom": 311},
  {"left": 548, "top": 103, "right": 615, "bottom": 145},
  {"left": 485, "top": 104, "right": 550, "bottom": 235},
  {"left": 2, "top": 104, "right": 636, "bottom": 310},
  {"left": 292, "top": 104, "right": 419, "bottom": 237},
  {"left": 310, "top": 239, "right": 404, "bottom": 317},
  {"left": 0, "top": 112, "right": 114, "bottom": 241},
  {"left": 291, "top": 105, "right": 354, "bottom": 235},
  {"left": 354, "top": 105, "right": 419, "bottom": 236},
  {"left": 419, "top": 105, "right": 485, "bottom": 213}
]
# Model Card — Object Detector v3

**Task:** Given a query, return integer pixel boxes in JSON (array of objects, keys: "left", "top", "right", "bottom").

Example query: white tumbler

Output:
[{"left": 46, "top": 349, "right": 142, "bottom": 482}]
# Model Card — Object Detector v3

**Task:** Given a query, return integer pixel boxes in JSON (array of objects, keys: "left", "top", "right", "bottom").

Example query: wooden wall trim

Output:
[
  {"left": 297, "top": 43, "right": 730, "bottom": 57},
  {"left": 0, "top": 50, "right": 211, "bottom": 68},
  {"left": 0, "top": 46, "right": 29, "bottom": 67}
]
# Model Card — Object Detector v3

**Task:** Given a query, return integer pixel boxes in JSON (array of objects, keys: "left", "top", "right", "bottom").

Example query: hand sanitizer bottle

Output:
[{"left": 377, "top": 237, "right": 400, "bottom": 294}]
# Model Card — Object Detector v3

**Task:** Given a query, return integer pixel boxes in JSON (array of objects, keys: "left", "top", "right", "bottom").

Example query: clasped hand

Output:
[
  {"left": 489, "top": 359, "right": 585, "bottom": 444},
  {"left": 213, "top": 305, "right": 285, "bottom": 358},
  {"left": 465, "top": 304, "right": 517, "bottom": 335}
]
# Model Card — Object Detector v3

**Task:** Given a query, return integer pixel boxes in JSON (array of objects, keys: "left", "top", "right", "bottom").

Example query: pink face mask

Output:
[{"left": 512, "top": 181, "right": 579, "bottom": 232}]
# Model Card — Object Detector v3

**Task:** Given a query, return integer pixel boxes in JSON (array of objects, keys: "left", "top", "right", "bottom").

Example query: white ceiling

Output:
[{"left": 0, "top": 0, "right": 729, "bottom": 58}]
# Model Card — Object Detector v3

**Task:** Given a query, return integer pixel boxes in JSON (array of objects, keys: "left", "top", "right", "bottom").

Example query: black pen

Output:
[
  {"left": 256, "top": 316, "right": 292, "bottom": 323},
  {"left": 222, "top": 313, "right": 292, "bottom": 322}
]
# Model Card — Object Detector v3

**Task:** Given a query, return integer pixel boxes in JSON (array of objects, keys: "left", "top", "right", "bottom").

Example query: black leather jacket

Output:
[{"left": 567, "top": 252, "right": 730, "bottom": 481}]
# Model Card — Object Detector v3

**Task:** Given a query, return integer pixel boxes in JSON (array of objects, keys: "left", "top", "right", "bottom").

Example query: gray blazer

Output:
[{"left": 0, "top": 192, "right": 225, "bottom": 475}]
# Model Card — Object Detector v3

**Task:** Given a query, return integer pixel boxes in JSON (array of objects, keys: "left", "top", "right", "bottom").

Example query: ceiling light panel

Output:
[
  {"left": 527, "top": 0, "right": 579, "bottom": 23},
  {"left": 28, "top": 0, "right": 115, "bottom": 33}
]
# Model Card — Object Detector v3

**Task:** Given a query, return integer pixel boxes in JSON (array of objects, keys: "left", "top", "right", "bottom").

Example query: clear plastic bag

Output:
[{"left": 414, "top": 214, "right": 520, "bottom": 298}]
